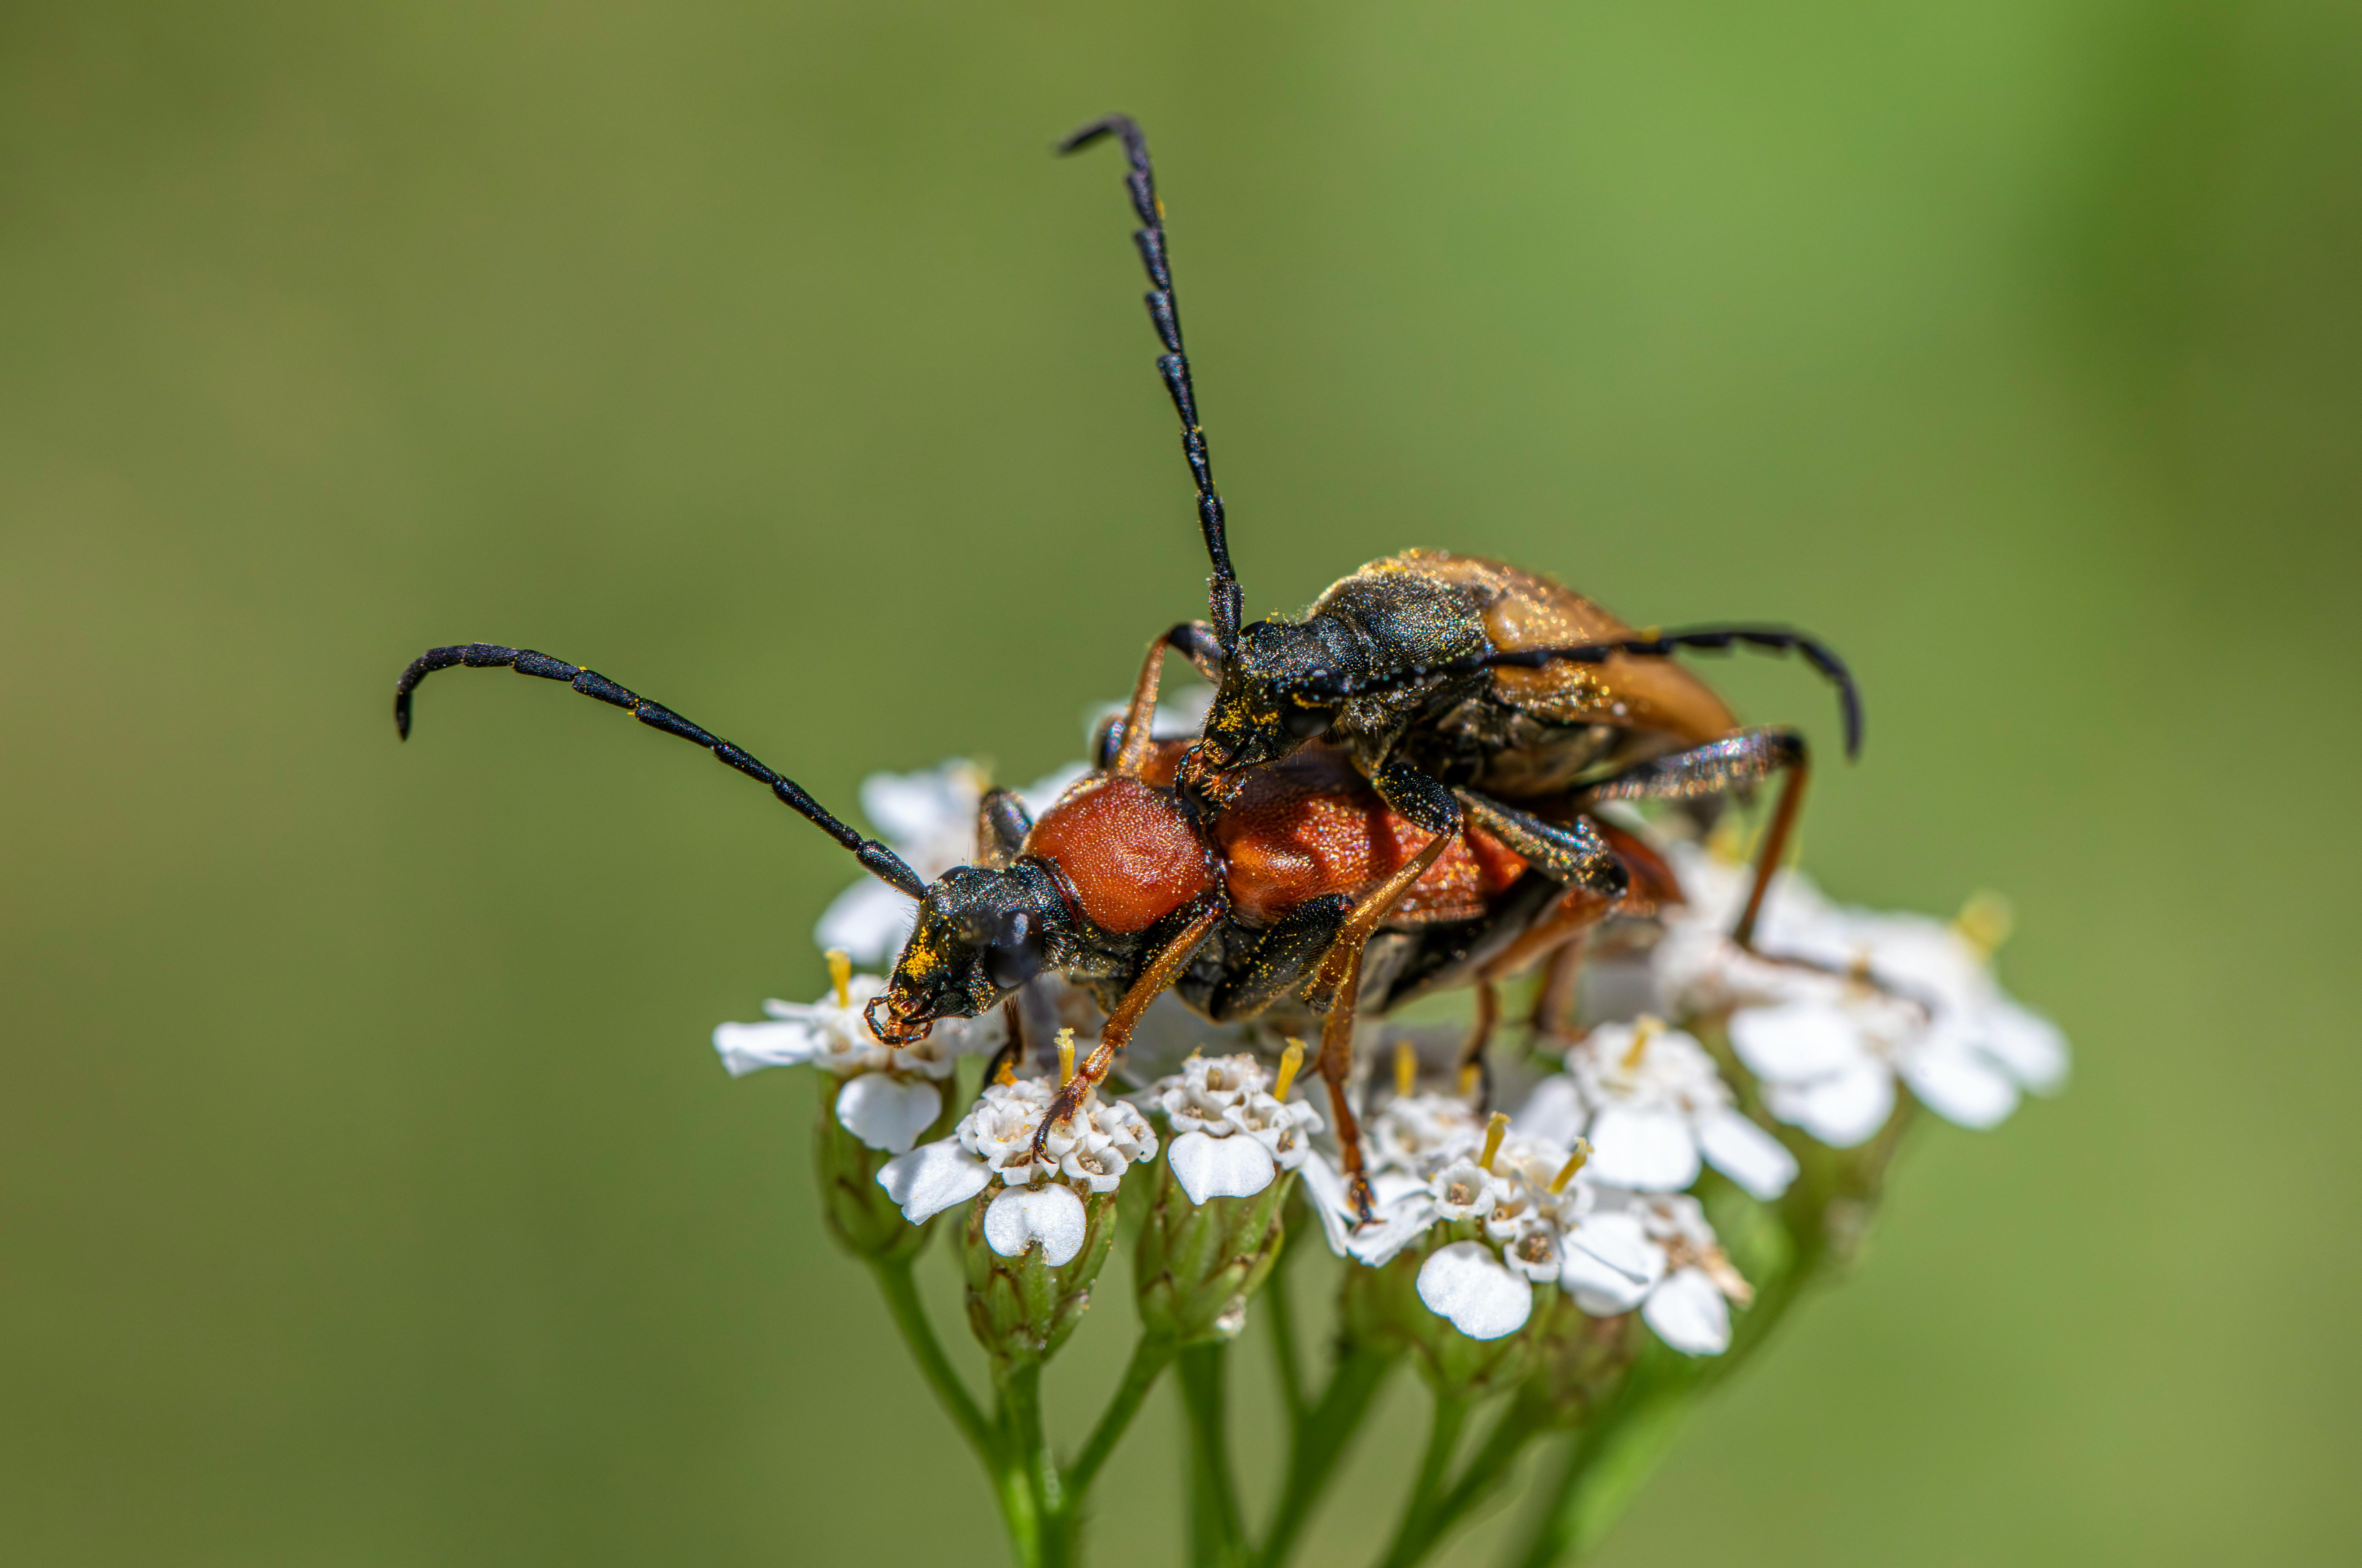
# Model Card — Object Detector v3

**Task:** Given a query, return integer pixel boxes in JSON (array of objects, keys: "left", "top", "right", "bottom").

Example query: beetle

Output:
[
  {"left": 390, "top": 114, "right": 1862, "bottom": 1216},
  {"left": 393, "top": 629, "right": 1642, "bottom": 1214}
]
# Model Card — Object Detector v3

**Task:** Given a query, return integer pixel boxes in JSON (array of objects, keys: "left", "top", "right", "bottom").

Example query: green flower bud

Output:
[
  {"left": 1134, "top": 1159, "right": 1294, "bottom": 1345},
  {"left": 814, "top": 1072, "right": 955, "bottom": 1262},
  {"left": 962, "top": 1179, "right": 1120, "bottom": 1367}
]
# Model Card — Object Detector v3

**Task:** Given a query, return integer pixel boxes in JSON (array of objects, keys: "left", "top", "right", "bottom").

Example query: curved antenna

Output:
[
  {"left": 1060, "top": 115, "right": 1243, "bottom": 657},
  {"left": 393, "top": 643, "right": 926, "bottom": 896},
  {"left": 1297, "top": 625, "right": 1864, "bottom": 759}
]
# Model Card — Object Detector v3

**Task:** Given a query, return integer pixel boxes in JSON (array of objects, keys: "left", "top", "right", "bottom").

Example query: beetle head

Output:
[
  {"left": 1192, "top": 619, "right": 1350, "bottom": 777},
  {"left": 865, "top": 861, "right": 1075, "bottom": 1044}
]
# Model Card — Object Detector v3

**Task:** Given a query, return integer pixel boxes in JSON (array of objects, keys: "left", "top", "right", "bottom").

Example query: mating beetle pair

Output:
[{"left": 394, "top": 116, "right": 1860, "bottom": 1216}]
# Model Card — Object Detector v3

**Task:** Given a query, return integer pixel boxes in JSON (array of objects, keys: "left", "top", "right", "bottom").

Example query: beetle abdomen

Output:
[{"left": 1024, "top": 774, "right": 1219, "bottom": 935}]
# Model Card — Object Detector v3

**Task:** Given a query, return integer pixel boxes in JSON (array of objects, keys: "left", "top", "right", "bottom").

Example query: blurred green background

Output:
[{"left": 4, "top": 0, "right": 2356, "bottom": 1562}]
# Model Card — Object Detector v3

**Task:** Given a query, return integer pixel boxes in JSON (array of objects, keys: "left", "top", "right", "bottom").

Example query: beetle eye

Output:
[
  {"left": 1280, "top": 699, "right": 1337, "bottom": 739},
  {"left": 985, "top": 910, "right": 1045, "bottom": 991}
]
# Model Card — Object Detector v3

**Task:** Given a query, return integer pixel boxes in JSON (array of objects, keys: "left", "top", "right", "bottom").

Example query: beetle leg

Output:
[
  {"left": 1455, "top": 791, "right": 1631, "bottom": 901},
  {"left": 976, "top": 788, "right": 1033, "bottom": 868},
  {"left": 1456, "top": 982, "right": 1499, "bottom": 1111},
  {"left": 1300, "top": 830, "right": 1455, "bottom": 1221},
  {"left": 1315, "top": 944, "right": 1377, "bottom": 1223},
  {"left": 1370, "top": 757, "right": 1462, "bottom": 835},
  {"left": 1584, "top": 728, "right": 1809, "bottom": 949},
  {"left": 1528, "top": 930, "right": 1592, "bottom": 1041},
  {"left": 1202, "top": 894, "right": 1352, "bottom": 1022},
  {"left": 1034, "top": 898, "right": 1229, "bottom": 1154}
]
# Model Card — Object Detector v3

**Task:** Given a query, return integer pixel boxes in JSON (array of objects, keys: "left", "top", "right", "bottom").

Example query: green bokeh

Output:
[{"left": 4, "top": 1, "right": 2356, "bottom": 1563}]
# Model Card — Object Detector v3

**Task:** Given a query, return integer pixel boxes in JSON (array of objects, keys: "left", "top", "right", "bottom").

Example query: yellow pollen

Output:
[
  {"left": 1549, "top": 1138, "right": 1594, "bottom": 1193},
  {"left": 1458, "top": 1062, "right": 1481, "bottom": 1100},
  {"left": 1477, "top": 1111, "right": 1510, "bottom": 1173},
  {"left": 994, "top": 1054, "right": 1017, "bottom": 1087},
  {"left": 1954, "top": 890, "right": 2015, "bottom": 959},
  {"left": 1394, "top": 1040, "right": 1419, "bottom": 1099},
  {"left": 825, "top": 949, "right": 853, "bottom": 1010},
  {"left": 1620, "top": 1015, "right": 1663, "bottom": 1071},
  {"left": 1274, "top": 1038, "right": 1305, "bottom": 1100},
  {"left": 1056, "top": 1028, "right": 1077, "bottom": 1087}
]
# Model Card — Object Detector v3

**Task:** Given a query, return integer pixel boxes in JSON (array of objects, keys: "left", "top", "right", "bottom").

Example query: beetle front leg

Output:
[{"left": 1033, "top": 899, "right": 1229, "bottom": 1156}]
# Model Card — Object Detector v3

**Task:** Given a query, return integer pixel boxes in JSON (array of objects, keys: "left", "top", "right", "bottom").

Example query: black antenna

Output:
[
  {"left": 1060, "top": 115, "right": 1243, "bottom": 657},
  {"left": 394, "top": 643, "right": 925, "bottom": 895}
]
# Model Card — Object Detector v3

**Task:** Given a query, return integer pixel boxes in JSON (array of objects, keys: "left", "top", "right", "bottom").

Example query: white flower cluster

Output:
[
  {"left": 1518, "top": 1018, "right": 1798, "bottom": 1200},
  {"left": 876, "top": 1066, "right": 1159, "bottom": 1267},
  {"left": 1301, "top": 1090, "right": 1751, "bottom": 1355},
  {"left": 812, "top": 758, "right": 1093, "bottom": 964},
  {"left": 1148, "top": 1051, "right": 1324, "bottom": 1204},
  {"left": 711, "top": 956, "right": 1001, "bottom": 1153},
  {"left": 1653, "top": 843, "right": 2069, "bottom": 1145}
]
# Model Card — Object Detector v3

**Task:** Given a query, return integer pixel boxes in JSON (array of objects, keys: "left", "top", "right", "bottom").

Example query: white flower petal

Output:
[
  {"left": 711, "top": 1019, "right": 827, "bottom": 1077},
  {"left": 1764, "top": 1059, "right": 1895, "bottom": 1147},
  {"left": 983, "top": 1184, "right": 1089, "bottom": 1267},
  {"left": 835, "top": 1074, "right": 944, "bottom": 1154},
  {"left": 1978, "top": 1000, "right": 2070, "bottom": 1093},
  {"left": 1642, "top": 1267, "right": 1732, "bottom": 1355},
  {"left": 1585, "top": 1105, "right": 1701, "bottom": 1192},
  {"left": 1513, "top": 1075, "right": 1588, "bottom": 1147},
  {"left": 1298, "top": 1154, "right": 1359, "bottom": 1258},
  {"left": 1694, "top": 1106, "right": 1799, "bottom": 1200},
  {"left": 1167, "top": 1129, "right": 1278, "bottom": 1205},
  {"left": 1564, "top": 1211, "right": 1663, "bottom": 1291},
  {"left": 861, "top": 765, "right": 975, "bottom": 845},
  {"left": 1729, "top": 999, "right": 1868, "bottom": 1082},
  {"left": 876, "top": 1139, "right": 992, "bottom": 1223},
  {"left": 814, "top": 879, "right": 920, "bottom": 965},
  {"left": 1416, "top": 1241, "right": 1534, "bottom": 1340},
  {"left": 1347, "top": 1195, "right": 1440, "bottom": 1267},
  {"left": 1899, "top": 1033, "right": 2020, "bottom": 1130}
]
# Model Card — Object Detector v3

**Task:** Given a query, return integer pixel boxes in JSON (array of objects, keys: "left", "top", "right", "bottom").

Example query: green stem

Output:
[
  {"left": 868, "top": 1259, "right": 995, "bottom": 1463},
  {"left": 1389, "top": 1393, "right": 1550, "bottom": 1567},
  {"left": 1067, "top": 1333, "right": 1176, "bottom": 1498},
  {"left": 1253, "top": 1344, "right": 1396, "bottom": 1568},
  {"left": 1265, "top": 1247, "right": 1309, "bottom": 1421},
  {"left": 1003, "top": 1363, "right": 1063, "bottom": 1524},
  {"left": 1178, "top": 1341, "right": 1248, "bottom": 1567},
  {"left": 1379, "top": 1389, "right": 1472, "bottom": 1568}
]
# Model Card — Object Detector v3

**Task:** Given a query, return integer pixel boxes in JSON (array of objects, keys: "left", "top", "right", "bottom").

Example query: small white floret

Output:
[
  {"left": 1584, "top": 1104, "right": 1701, "bottom": 1193},
  {"left": 984, "top": 1184, "right": 1089, "bottom": 1267},
  {"left": 1168, "top": 1128, "right": 1279, "bottom": 1204},
  {"left": 1417, "top": 1241, "right": 1534, "bottom": 1340},
  {"left": 876, "top": 1139, "right": 993, "bottom": 1224},
  {"left": 1642, "top": 1266, "right": 1732, "bottom": 1356},
  {"left": 1693, "top": 1106, "right": 1799, "bottom": 1201},
  {"left": 835, "top": 1073, "right": 944, "bottom": 1154},
  {"left": 1762, "top": 1058, "right": 1895, "bottom": 1148}
]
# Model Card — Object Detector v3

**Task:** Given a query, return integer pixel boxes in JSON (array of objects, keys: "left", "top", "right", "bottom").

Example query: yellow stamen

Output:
[
  {"left": 1458, "top": 1062, "right": 1481, "bottom": 1100},
  {"left": 1274, "top": 1038, "right": 1305, "bottom": 1100},
  {"left": 1549, "top": 1138, "right": 1593, "bottom": 1193},
  {"left": 1056, "top": 1027, "right": 1076, "bottom": 1087},
  {"left": 1394, "top": 1040, "right": 1418, "bottom": 1099},
  {"left": 1620, "top": 1015, "right": 1663, "bottom": 1071},
  {"left": 1477, "top": 1111, "right": 1510, "bottom": 1173},
  {"left": 1953, "top": 890, "right": 2015, "bottom": 959},
  {"left": 825, "top": 948, "right": 852, "bottom": 1010}
]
